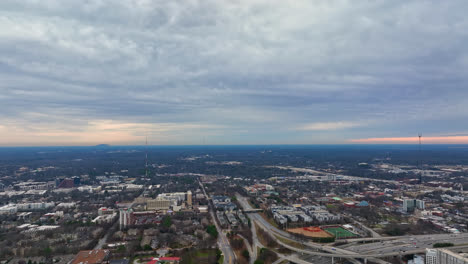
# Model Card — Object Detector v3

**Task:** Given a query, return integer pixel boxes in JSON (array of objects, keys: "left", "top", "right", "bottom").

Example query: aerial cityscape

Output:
[
  {"left": 0, "top": 145, "right": 466, "bottom": 264},
  {"left": 1, "top": 1, "right": 468, "bottom": 264}
]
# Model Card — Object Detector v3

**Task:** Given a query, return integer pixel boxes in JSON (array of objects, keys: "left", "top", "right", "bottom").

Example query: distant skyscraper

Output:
[
  {"left": 186, "top": 190, "right": 192, "bottom": 207},
  {"left": 119, "top": 208, "right": 133, "bottom": 230},
  {"left": 72, "top": 176, "right": 81, "bottom": 186},
  {"left": 403, "top": 199, "right": 425, "bottom": 213}
]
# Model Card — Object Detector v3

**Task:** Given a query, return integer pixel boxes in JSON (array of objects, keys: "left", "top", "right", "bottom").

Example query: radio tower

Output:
[
  {"left": 418, "top": 133, "right": 422, "bottom": 184},
  {"left": 145, "top": 135, "right": 148, "bottom": 178}
]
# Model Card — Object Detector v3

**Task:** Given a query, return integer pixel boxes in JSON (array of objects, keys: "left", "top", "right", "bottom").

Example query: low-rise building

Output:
[{"left": 71, "top": 249, "right": 110, "bottom": 264}]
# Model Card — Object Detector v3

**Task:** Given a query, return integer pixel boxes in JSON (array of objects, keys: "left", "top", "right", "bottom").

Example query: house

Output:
[{"left": 71, "top": 249, "right": 110, "bottom": 264}]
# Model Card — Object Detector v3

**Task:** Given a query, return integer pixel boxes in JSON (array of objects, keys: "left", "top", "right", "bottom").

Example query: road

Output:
[
  {"left": 237, "top": 193, "right": 468, "bottom": 260},
  {"left": 237, "top": 193, "right": 389, "bottom": 264},
  {"left": 199, "top": 180, "right": 235, "bottom": 264},
  {"left": 94, "top": 216, "right": 119, "bottom": 249},
  {"left": 341, "top": 233, "right": 468, "bottom": 255},
  {"left": 238, "top": 234, "right": 255, "bottom": 264},
  {"left": 349, "top": 217, "right": 381, "bottom": 238}
]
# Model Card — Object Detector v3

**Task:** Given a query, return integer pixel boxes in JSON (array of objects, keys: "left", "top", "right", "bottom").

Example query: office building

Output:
[
  {"left": 427, "top": 249, "right": 438, "bottom": 264},
  {"left": 186, "top": 190, "right": 192, "bottom": 206},
  {"left": 403, "top": 199, "right": 425, "bottom": 212},
  {"left": 437, "top": 249, "right": 468, "bottom": 264}
]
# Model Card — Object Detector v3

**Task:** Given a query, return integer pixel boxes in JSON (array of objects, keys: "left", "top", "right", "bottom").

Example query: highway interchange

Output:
[{"left": 235, "top": 193, "right": 468, "bottom": 263}]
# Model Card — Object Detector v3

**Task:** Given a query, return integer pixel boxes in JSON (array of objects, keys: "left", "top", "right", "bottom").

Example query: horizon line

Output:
[{"left": 2, "top": 143, "right": 468, "bottom": 148}]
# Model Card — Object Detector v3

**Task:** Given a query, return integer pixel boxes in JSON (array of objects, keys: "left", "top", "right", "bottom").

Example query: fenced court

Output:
[{"left": 321, "top": 226, "right": 358, "bottom": 239}]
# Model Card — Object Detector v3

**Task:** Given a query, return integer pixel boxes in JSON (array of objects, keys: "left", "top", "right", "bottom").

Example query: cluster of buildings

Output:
[
  {"left": 270, "top": 204, "right": 342, "bottom": 225},
  {"left": 244, "top": 184, "right": 275, "bottom": 195},
  {"left": 135, "top": 191, "right": 193, "bottom": 212},
  {"left": 301, "top": 205, "right": 342, "bottom": 222},
  {"left": 119, "top": 191, "right": 194, "bottom": 230},
  {"left": 217, "top": 210, "right": 248, "bottom": 228},
  {"left": 212, "top": 195, "right": 237, "bottom": 211},
  {"left": 271, "top": 205, "right": 311, "bottom": 225}
]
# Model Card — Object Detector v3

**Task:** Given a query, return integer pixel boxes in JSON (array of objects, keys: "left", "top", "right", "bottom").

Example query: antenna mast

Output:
[
  {"left": 418, "top": 133, "right": 422, "bottom": 184},
  {"left": 145, "top": 135, "right": 148, "bottom": 178}
]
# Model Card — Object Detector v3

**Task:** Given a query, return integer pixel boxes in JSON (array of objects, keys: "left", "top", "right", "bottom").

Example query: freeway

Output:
[
  {"left": 341, "top": 233, "right": 468, "bottom": 255},
  {"left": 272, "top": 166, "right": 468, "bottom": 196},
  {"left": 345, "top": 233, "right": 468, "bottom": 243},
  {"left": 236, "top": 194, "right": 363, "bottom": 263},
  {"left": 199, "top": 180, "right": 235, "bottom": 264},
  {"left": 237, "top": 193, "right": 468, "bottom": 259}
]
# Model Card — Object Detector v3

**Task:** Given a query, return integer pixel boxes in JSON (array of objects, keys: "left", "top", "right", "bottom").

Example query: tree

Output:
[
  {"left": 206, "top": 225, "right": 218, "bottom": 238},
  {"left": 242, "top": 249, "right": 250, "bottom": 260},
  {"left": 143, "top": 244, "right": 152, "bottom": 251},
  {"left": 162, "top": 216, "right": 172, "bottom": 228},
  {"left": 434, "top": 243, "right": 454, "bottom": 248},
  {"left": 43, "top": 247, "right": 52, "bottom": 260},
  {"left": 117, "top": 245, "right": 126, "bottom": 253}
]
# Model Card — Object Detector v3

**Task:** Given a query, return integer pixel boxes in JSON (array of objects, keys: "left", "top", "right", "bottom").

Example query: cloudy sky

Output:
[{"left": 1, "top": 0, "right": 468, "bottom": 146}]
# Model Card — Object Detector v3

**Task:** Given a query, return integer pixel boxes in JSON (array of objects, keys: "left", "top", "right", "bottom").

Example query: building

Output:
[
  {"left": 408, "top": 255, "right": 424, "bottom": 264},
  {"left": 71, "top": 250, "right": 110, "bottom": 264},
  {"left": 72, "top": 176, "right": 81, "bottom": 186},
  {"left": 15, "top": 181, "right": 54, "bottom": 191},
  {"left": 119, "top": 208, "right": 133, "bottom": 230},
  {"left": 212, "top": 195, "right": 237, "bottom": 211},
  {"left": 186, "top": 190, "right": 192, "bottom": 206},
  {"left": 57, "top": 178, "right": 75, "bottom": 188},
  {"left": 0, "top": 204, "right": 18, "bottom": 214},
  {"left": 147, "top": 198, "right": 171, "bottom": 211},
  {"left": 427, "top": 249, "right": 438, "bottom": 264},
  {"left": 403, "top": 199, "right": 425, "bottom": 213},
  {"left": 17, "top": 202, "right": 55, "bottom": 211},
  {"left": 98, "top": 207, "right": 115, "bottom": 216},
  {"left": 437, "top": 248, "right": 468, "bottom": 264}
]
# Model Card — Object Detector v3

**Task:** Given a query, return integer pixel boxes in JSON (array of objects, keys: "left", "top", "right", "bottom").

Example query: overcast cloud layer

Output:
[{"left": 1, "top": 0, "right": 468, "bottom": 146}]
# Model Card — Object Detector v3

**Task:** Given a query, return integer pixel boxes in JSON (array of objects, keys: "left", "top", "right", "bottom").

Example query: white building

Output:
[
  {"left": 17, "top": 202, "right": 55, "bottom": 211},
  {"left": 437, "top": 248, "right": 468, "bottom": 264},
  {"left": 426, "top": 249, "right": 438, "bottom": 264},
  {"left": 0, "top": 204, "right": 18, "bottom": 214},
  {"left": 119, "top": 208, "right": 133, "bottom": 230}
]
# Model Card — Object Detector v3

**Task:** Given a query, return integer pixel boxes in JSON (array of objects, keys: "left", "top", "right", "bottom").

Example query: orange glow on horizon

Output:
[{"left": 349, "top": 136, "right": 468, "bottom": 144}]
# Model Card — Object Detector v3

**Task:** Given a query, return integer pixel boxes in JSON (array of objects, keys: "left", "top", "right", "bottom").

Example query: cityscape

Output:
[
  {"left": 1, "top": 1, "right": 468, "bottom": 264},
  {"left": 0, "top": 145, "right": 466, "bottom": 264}
]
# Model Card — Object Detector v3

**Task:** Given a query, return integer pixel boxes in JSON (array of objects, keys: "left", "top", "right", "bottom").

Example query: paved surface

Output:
[
  {"left": 94, "top": 218, "right": 118, "bottom": 249},
  {"left": 199, "top": 180, "right": 235, "bottom": 264},
  {"left": 342, "top": 233, "right": 468, "bottom": 255},
  {"left": 236, "top": 193, "right": 385, "bottom": 263},
  {"left": 236, "top": 193, "right": 468, "bottom": 261},
  {"left": 238, "top": 234, "right": 255, "bottom": 264},
  {"left": 349, "top": 218, "right": 382, "bottom": 238}
]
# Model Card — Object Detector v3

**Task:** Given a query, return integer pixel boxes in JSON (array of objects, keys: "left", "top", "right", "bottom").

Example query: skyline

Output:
[{"left": 2, "top": 1, "right": 468, "bottom": 146}]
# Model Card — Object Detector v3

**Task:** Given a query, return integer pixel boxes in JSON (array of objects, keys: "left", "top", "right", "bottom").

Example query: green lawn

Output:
[{"left": 323, "top": 227, "right": 357, "bottom": 239}]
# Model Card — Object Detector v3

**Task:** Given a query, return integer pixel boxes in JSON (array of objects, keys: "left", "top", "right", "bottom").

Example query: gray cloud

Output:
[{"left": 1, "top": 0, "right": 468, "bottom": 145}]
